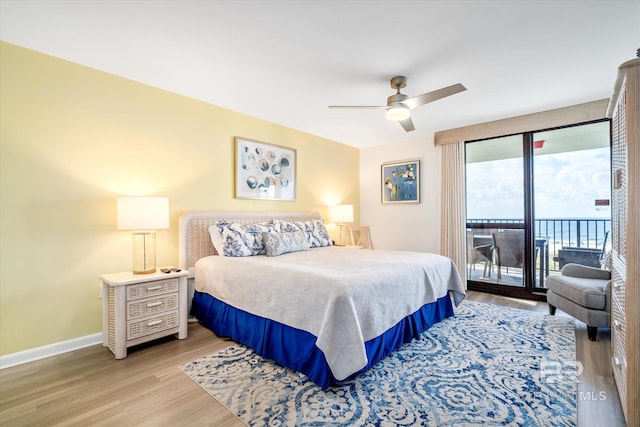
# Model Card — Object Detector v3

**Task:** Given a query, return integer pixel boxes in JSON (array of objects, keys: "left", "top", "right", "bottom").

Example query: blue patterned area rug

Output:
[{"left": 181, "top": 300, "right": 577, "bottom": 426}]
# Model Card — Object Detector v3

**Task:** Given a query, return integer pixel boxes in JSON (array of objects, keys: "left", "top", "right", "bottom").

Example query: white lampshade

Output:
[
  {"left": 386, "top": 104, "right": 410, "bottom": 121},
  {"left": 117, "top": 197, "right": 169, "bottom": 274},
  {"left": 328, "top": 204, "right": 354, "bottom": 224},
  {"left": 328, "top": 204, "right": 353, "bottom": 246},
  {"left": 117, "top": 197, "right": 169, "bottom": 230}
]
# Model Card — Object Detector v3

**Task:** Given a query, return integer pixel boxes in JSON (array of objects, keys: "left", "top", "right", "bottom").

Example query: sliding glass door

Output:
[
  {"left": 465, "top": 121, "right": 610, "bottom": 299},
  {"left": 532, "top": 123, "right": 612, "bottom": 290},
  {"left": 466, "top": 135, "right": 530, "bottom": 294}
]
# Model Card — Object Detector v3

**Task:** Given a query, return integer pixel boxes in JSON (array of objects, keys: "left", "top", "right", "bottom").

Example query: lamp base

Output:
[
  {"left": 133, "top": 268, "right": 156, "bottom": 275},
  {"left": 337, "top": 224, "right": 345, "bottom": 246},
  {"left": 132, "top": 231, "right": 157, "bottom": 274}
]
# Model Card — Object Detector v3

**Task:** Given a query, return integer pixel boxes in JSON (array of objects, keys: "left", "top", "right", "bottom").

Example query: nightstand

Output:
[{"left": 101, "top": 269, "right": 189, "bottom": 359}]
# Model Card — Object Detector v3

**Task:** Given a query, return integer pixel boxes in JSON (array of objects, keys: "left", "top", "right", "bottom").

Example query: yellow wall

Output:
[{"left": 0, "top": 42, "right": 359, "bottom": 356}]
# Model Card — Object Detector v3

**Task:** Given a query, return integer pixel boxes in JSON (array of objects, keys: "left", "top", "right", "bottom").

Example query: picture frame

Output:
[
  {"left": 381, "top": 160, "right": 420, "bottom": 204},
  {"left": 235, "top": 137, "right": 296, "bottom": 200}
]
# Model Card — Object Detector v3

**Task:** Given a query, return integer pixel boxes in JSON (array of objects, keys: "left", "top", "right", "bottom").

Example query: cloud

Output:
[{"left": 467, "top": 148, "right": 609, "bottom": 219}]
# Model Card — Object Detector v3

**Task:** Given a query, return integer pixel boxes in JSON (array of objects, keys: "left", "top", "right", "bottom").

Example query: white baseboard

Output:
[{"left": 0, "top": 332, "right": 103, "bottom": 370}]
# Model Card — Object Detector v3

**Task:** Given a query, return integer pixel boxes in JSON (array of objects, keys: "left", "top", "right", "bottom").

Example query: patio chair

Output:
[
  {"left": 467, "top": 230, "right": 493, "bottom": 278},
  {"left": 554, "top": 231, "right": 609, "bottom": 269},
  {"left": 492, "top": 230, "right": 524, "bottom": 280},
  {"left": 349, "top": 226, "right": 372, "bottom": 249}
]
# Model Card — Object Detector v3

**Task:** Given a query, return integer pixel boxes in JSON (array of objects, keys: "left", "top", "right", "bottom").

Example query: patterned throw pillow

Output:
[
  {"left": 208, "top": 221, "right": 279, "bottom": 257},
  {"left": 275, "top": 219, "right": 332, "bottom": 248},
  {"left": 262, "top": 231, "right": 310, "bottom": 257}
]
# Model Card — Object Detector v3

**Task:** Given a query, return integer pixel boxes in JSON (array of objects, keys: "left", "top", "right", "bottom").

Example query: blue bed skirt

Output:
[{"left": 192, "top": 291, "right": 455, "bottom": 389}]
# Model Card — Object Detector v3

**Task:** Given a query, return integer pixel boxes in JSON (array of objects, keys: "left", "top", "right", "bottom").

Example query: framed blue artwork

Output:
[
  {"left": 381, "top": 160, "right": 420, "bottom": 204},
  {"left": 235, "top": 137, "right": 296, "bottom": 200}
]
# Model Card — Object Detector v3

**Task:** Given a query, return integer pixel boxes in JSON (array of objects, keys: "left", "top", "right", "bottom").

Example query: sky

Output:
[{"left": 466, "top": 147, "right": 611, "bottom": 220}]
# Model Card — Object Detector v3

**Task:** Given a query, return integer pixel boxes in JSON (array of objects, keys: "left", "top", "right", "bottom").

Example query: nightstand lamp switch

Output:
[{"left": 117, "top": 197, "right": 169, "bottom": 274}]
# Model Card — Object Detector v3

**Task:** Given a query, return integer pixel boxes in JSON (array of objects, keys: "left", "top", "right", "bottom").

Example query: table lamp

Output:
[
  {"left": 328, "top": 204, "right": 354, "bottom": 245},
  {"left": 117, "top": 197, "right": 169, "bottom": 274}
]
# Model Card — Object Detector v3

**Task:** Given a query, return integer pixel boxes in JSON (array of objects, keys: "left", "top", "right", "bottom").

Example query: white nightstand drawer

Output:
[
  {"left": 102, "top": 270, "right": 188, "bottom": 359},
  {"left": 127, "top": 293, "right": 179, "bottom": 319},
  {"left": 127, "top": 311, "right": 179, "bottom": 340},
  {"left": 126, "top": 278, "right": 178, "bottom": 301}
]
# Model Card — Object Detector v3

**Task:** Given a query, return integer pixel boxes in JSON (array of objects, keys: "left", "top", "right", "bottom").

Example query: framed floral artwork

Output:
[
  {"left": 381, "top": 160, "right": 420, "bottom": 204},
  {"left": 235, "top": 137, "right": 296, "bottom": 200}
]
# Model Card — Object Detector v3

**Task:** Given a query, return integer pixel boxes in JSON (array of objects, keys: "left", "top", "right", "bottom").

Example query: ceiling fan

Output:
[{"left": 329, "top": 76, "right": 466, "bottom": 132}]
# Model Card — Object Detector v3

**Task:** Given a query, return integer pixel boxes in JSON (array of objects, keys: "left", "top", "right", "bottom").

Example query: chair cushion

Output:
[{"left": 546, "top": 274, "right": 608, "bottom": 310}]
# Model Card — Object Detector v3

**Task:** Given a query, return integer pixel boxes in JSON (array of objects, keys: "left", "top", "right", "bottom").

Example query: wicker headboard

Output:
[{"left": 178, "top": 211, "right": 323, "bottom": 275}]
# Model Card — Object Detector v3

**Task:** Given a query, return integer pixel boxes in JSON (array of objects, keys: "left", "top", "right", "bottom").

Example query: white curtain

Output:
[{"left": 440, "top": 141, "right": 467, "bottom": 285}]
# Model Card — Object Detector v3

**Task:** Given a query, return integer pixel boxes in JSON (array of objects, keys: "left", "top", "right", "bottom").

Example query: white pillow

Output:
[
  {"left": 208, "top": 220, "right": 279, "bottom": 257},
  {"left": 262, "top": 231, "right": 310, "bottom": 257},
  {"left": 274, "top": 219, "right": 332, "bottom": 248},
  {"left": 208, "top": 223, "right": 226, "bottom": 255}
]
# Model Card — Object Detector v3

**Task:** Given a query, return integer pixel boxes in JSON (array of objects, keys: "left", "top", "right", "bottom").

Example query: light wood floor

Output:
[{"left": 0, "top": 291, "right": 626, "bottom": 426}]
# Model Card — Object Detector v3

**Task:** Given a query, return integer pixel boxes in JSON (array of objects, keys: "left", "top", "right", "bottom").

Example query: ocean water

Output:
[
  {"left": 468, "top": 218, "right": 611, "bottom": 250},
  {"left": 535, "top": 218, "right": 610, "bottom": 249}
]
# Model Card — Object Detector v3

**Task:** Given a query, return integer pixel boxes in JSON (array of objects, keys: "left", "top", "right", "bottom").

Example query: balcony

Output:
[{"left": 467, "top": 218, "right": 610, "bottom": 288}]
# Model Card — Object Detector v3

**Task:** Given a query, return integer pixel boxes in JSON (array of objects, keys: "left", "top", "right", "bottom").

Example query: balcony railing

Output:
[{"left": 468, "top": 218, "right": 611, "bottom": 272}]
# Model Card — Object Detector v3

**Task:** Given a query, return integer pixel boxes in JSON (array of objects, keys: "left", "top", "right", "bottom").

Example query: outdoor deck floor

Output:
[{"left": 467, "top": 263, "right": 553, "bottom": 288}]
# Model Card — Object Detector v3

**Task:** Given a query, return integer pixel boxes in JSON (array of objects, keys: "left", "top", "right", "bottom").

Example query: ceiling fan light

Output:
[{"left": 386, "top": 104, "right": 410, "bottom": 121}]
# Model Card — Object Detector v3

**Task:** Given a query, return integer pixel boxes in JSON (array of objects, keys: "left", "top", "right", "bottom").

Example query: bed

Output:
[{"left": 179, "top": 211, "right": 466, "bottom": 389}]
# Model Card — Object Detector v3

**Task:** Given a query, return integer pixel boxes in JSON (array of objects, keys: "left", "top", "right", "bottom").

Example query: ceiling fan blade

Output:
[
  {"left": 403, "top": 83, "right": 466, "bottom": 110},
  {"left": 328, "top": 105, "right": 387, "bottom": 109},
  {"left": 399, "top": 116, "right": 415, "bottom": 132}
]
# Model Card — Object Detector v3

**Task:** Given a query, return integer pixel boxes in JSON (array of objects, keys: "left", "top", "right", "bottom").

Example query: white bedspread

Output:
[{"left": 195, "top": 246, "right": 466, "bottom": 380}]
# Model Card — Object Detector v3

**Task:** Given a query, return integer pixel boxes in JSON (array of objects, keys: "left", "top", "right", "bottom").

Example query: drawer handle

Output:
[
  {"left": 147, "top": 319, "right": 163, "bottom": 327},
  {"left": 147, "top": 301, "right": 163, "bottom": 308},
  {"left": 614, "top": 320, "right": 622, "bottom": 330},
  {"left": 146, "top": 285, "right": 162, "bottom": 291}
]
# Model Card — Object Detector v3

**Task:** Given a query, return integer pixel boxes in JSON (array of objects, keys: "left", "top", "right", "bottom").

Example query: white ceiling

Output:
[{"left": 1, "top": 0, "right": 638, "bottom": 149}]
